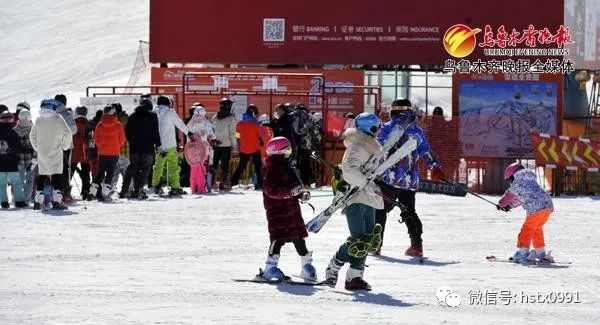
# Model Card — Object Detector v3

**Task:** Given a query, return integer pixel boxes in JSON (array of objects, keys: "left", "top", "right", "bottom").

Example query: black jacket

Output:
[
  {"left": 272, "top": 113, "right": 297, "bottom": 148},
  {"left": 126, "top": 106, "right": 161, "bottom": 154},
  {"left": 0, "top": 124, "right": 24, "bottom": 172}
]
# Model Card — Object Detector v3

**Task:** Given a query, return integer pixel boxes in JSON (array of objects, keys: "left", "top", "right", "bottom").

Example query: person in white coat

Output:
[
  {"left": 29, "top": 99, "right": 73, "bottom": 210},
  {"left": 151, "top": 95, "right": 192, "bottom": 196},
  {"left": 211, "top": 98, "right": 237, "bottom": 190},
  {"left": 324, "top": 113, "right": 383, "bottom": 291},
  {"left": 186, "top": 105, "right": 215, "bottom": 194}
]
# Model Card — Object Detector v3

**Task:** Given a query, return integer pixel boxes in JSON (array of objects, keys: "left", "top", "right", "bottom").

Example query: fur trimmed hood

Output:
[{"left": 343, "top": 128, "right": 381, "bottom": 154}]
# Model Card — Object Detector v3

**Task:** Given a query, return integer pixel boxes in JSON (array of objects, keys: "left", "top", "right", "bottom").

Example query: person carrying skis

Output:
[
  {"left": 497, "top": 162, "right": 555, "bottom": 263},
  {"left": 151, "top": 95, "right": 193, "bottom": 196},
  {"left": 374, "top": 98, "right": 444, "bottom": 257},
  {"left": 186, "top": 105, "right": 215, "bottom": 194},
  {"left": 231, "top": 105, "right": 262, "bottom": 189},
  {"left": 260, "top": 136, "right": 316, "bottom": 282},
  {"left": 89, "top": 104, "right": 125, "bottom": 201},
  {"left": 0, "top": 111, "right": 26, "bottom": 208},
  {"left": 324, "top": 112, "right": 383, "bottom": 291},
  {"left": 29, "top": 99, "right": 73, "bottom": 210},
  {"left": 121, "top": 98, "right": 160, "bottom": 199}
]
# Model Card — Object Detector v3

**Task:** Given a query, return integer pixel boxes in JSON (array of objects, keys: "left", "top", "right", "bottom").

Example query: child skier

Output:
[
  {"left": 186, "top": 105, "right": 215, "bottom": 194},
  {"left": 260, "top": 136, "right": 316, "bottom": 281},
  {"left": 324, "top": 112, "right": 384, "bottom": 291},
  {"left": 497, "top": 162, "right": 555, "bottom": 263}
]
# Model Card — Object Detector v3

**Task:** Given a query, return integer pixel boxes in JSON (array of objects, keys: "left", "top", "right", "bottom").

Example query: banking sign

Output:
[{"left": 149, "top": 0, "right": 563, "bottom": 65}]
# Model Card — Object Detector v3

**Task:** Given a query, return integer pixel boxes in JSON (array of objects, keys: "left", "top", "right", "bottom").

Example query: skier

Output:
[
  {"left": 89, "top": 104, "right": 125, "bottom": 201},
  {"left": 0, "top": 111, "right": 26, "bottom": 208},
  {"left": 186, "top": 105, "right": 215, "bottom": 194},
  {"left": 292, "top": 103, "right": 314, "bottom": 186},
  {"left": 111, "top": 103, "right": 131, "bottom": 194},
  {"left": 13, "top": 108, "right": 36, "bottom": 206},
  {"left": 324, "top": 112, "right": 383, "bottom": 291},
  {"left": 271, "top": 103, "right": 297, "bottom": 155},
  {"left": 258, "top": 114, "right": 273, "bottom": 161},
  {"left": 85, "top": 110, "right": 103, "bottom": 179},
  {"left": 54, "top": 94, "right": 77, "bottom": 201},
  {"left": 121, "top": 98, "right": 160, "bottom": 199},
  {"left": 497, "top": 162, "right": 555, "bottom": 263},
  {"left": 211, "top": 98, "right": 237, "bottom": 191},
  {"left": 261, "top": 136, "right": 316, "bottom": 281},
  {"left": 231, "top": 105, "right": 262, "bottom": 189},
  {"left": 151, "top": 95, "right": 192, "bottom": 196},
  {"left": 29, "top": 99, "right": 73, "bottom": 210},
  {"left": 71, "top": 106, "right": 90, "bottom": 199},
  {"left": 374, "top": 98, "right": 444, "bottom": 257}
]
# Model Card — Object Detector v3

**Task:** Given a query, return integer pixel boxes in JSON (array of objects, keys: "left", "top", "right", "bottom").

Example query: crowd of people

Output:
[
  {"left": 0, "top": 95, "right": 554, "bottom": 291},
  {"left": 0, "top": 95, "right": 323, "bottom": 210}
]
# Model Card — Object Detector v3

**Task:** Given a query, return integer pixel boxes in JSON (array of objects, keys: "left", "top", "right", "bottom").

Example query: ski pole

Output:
[
  {"left": 290, "top": 162, "right": 316, "bottom": 214},
  {"left": 71, "top": 169, "right": 88, "bottom": 210},
  {"left": 441, "top": 178, "right": 498, "bottom": 207}
]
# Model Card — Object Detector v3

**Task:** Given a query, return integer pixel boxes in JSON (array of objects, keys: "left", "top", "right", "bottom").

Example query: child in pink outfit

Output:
[{"left": 186, "top": 106, "right": 215, "bottom": 194}]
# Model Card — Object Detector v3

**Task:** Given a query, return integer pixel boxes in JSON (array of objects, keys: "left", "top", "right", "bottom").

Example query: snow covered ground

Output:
[
  {"left": 0, "top": 0, "right": 148, "bottom": 111},
  {"left": 1, "top": 189, "right": 599, "bottom": 324}
]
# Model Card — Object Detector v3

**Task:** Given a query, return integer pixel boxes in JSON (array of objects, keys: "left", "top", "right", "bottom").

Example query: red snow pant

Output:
[
  {"left": 190, "top": 163, "right": 207, "bottom": 194},
  {"left": 517, "top": 208, "right": 552, "bottom": 249}
]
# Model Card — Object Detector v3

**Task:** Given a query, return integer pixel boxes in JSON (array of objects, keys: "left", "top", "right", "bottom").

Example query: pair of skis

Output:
[{"left": 305, "top": 123, "right": 416, "bottom": 233}]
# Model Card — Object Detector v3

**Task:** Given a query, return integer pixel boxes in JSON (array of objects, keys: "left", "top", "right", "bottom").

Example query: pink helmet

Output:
[
  {"left": 504, "top": 162, "right": 524, "bottom": 181},
  {"left": 266, "top": 136, "right": 292, "bottom": 157}
]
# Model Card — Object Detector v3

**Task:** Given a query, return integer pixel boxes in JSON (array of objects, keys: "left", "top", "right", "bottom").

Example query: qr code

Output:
[{"left": 263, "top": 18, "right": 285, "bottom": 42}]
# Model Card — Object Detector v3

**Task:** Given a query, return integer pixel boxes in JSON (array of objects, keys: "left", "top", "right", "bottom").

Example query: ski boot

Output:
[
  {"left": 153, "top": 186, "right": 165, "bottom": 196},
  {"left": 300, "top": 252, "right": 317, "bottom": 281},
  {"left": 344, "top": 267, "right": 371, "bottom": 291},
  {"left": 15, "top": 201, "right": 28, "bottom": 208},
  {"left": 89, "top": 183, "right": 99, "bottom": 200},
  {"left": 51, "top": 190, "right": 68, "bottom": 210},
  {"left": 1, "top": 202, "right": 9, "bottom": 209},
  {"left": 118, "top": 191, "right": 129, "bottom": 199},
  {"left": 137, "top": 190, "right": 148, "bottom": 200},
  {"left": 262, "top": 254, "right": 285, "bottom": 282},
  {"left": 405, "top": 246, "right": 423, "bottom": 257},
  {"left": 512, "top": 248, "right": 530, "bottom": 263},
  {"left": 33, "top": 191, "right": 45, "bottom": 210},
  {"left": 529, "top": 248, "right": 554, "bottom": 263},
  {"left": 324, "top": 255, "right": 344, "bottom": 287},
  {"left": 100, "top": 183, "right": 113, "bottom": 202}
]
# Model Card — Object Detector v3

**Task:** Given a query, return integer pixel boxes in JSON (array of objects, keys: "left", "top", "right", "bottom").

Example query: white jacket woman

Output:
[
  {"left": 341, "top": 128, "right": 384, "bottom": 210},
  {"left": 29, "top": 106, "right": 73, "bottom": 175}
]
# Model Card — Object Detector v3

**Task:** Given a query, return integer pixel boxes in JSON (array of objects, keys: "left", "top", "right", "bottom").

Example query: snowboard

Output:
[{"left": 184, "top": 136, "right": 209, "bottom": 166}]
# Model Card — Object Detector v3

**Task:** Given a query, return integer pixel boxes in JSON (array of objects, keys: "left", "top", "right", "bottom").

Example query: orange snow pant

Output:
[{"left": 517, "top": 208, "right": 552, "bottom": 249}]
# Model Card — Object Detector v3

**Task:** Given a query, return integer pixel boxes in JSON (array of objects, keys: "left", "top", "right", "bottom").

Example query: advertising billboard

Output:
[{"left": 149, "top": 0, "right": 563, "bottom": 65}]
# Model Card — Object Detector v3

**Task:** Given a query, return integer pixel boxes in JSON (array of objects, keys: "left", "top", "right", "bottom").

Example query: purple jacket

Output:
[{"left": 498, "top": 169, "right": 553, "bottom": 215}]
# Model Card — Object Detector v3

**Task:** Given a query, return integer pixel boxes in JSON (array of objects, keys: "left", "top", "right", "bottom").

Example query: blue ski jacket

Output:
[{"left": 377, "top": 110, "right": 440, "bottom": 191}]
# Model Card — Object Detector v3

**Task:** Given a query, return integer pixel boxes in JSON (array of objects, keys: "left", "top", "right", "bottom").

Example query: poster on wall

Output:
[{"left": 458, "top": 79, "right": 558, "bottom": 158}]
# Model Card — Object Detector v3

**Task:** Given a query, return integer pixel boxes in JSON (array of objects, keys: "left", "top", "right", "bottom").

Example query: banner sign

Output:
[
  {"left": 532, "top": 133, "right": 600, "bottom": 171},
  {"left": 149, "top": 0, "right": 563, "bottom": 65}
]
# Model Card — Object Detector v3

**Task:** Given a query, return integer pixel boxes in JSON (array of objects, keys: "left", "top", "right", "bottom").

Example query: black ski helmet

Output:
[
  {"left": 246, "top": 104, "right": 258, "bottom": 117},
  {"left": 54, "top": 94, "right": 67, "bottom": 106},
  {"left": 157, "top": 95, "right": 171, "bottom": 107},
  {"left": 219, "top": 98, "right": 233, "bottom": 111},
  {"left": 391, "top": 98, "right": 412, "bottom": 108}
]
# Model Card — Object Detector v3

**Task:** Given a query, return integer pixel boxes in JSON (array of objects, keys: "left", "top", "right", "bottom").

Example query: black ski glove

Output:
[{"left": 496, "top": 205, "right": 511, "bottom": 212}]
